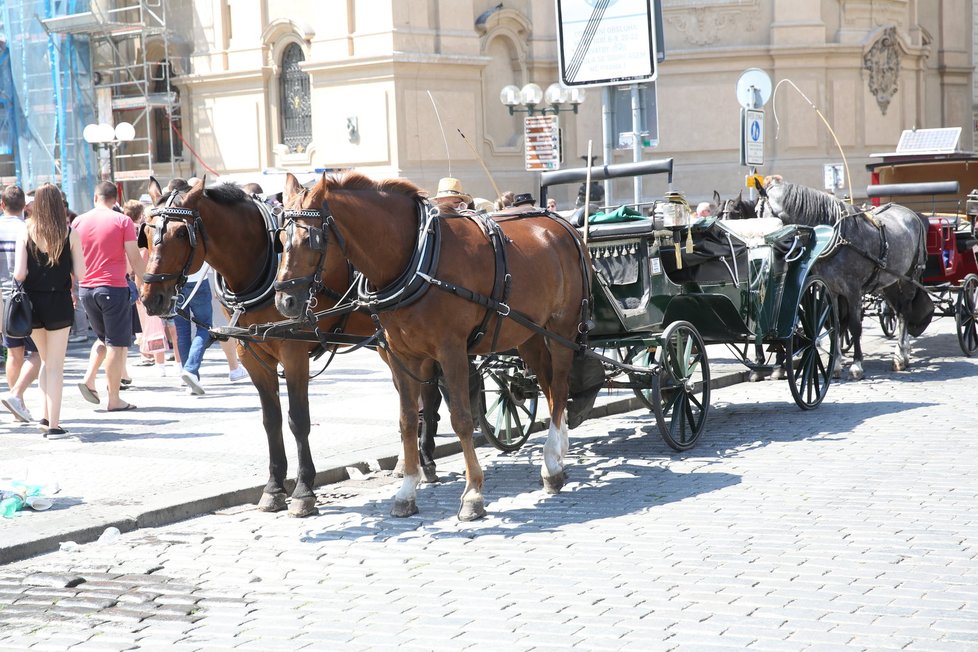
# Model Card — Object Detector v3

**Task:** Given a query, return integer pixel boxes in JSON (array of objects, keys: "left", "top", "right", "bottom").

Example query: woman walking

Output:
[{"left": 11, "top": 184, "right": 86, "bottom": 435}]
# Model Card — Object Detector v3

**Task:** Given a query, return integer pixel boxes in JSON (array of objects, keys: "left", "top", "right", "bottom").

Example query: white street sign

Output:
[
  {"left": 556, "top": 0, "right": 657, "bottom": 87},
  {"left": 744, "top": 108, "right": 764, "bottom": 166}
]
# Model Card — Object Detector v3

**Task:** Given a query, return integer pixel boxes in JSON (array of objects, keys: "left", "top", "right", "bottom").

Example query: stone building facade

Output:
[{"left": 167, "top": 0, "right": 973, "bottom": 207}]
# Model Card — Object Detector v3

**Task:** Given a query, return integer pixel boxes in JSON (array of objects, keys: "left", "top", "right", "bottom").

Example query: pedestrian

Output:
[
  {"left": 72, "top": 181, "right": 144, "bottom": 412},
  {"left": 494, "top": 190, "right": 515, "bottom": 211},
  {"left": 9, "top": 184, "right": 86, "bottom": 435},
  {"left": 209, "top": 266, "right": 248, "bottom": 383},
  {"left": 696, "top": 201, "right": 714, "bottom": 218},
  {"left": 546, "top": 197, "right": 558, "bottom": 212},
  {"left": 174, "top": 263, "right": 214, "bottom": 395},
  {"left": 0, "top": 185, "right": 41, "bottom": 422}
]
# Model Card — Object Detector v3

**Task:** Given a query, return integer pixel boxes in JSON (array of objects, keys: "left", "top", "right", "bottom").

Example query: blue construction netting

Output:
[{"left": 0, "top": 0, "right": 97, "bottom": 212}]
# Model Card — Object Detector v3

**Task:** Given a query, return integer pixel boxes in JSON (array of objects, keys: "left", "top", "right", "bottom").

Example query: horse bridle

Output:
[{"left": 140, "top": 189, "right": 206, "bottom": 290}]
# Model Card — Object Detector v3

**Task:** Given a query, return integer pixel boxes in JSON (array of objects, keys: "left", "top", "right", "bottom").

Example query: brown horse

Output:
[
  {"left": 139, "top": 177, "right": 444, "bottom": 517},
  {"left": 274, "top": 172, "right": 592, "bottom": 521}
]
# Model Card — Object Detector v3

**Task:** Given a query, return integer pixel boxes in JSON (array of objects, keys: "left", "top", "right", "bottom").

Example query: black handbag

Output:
[{"left": 3, "top": 283, "right": 33, "bottom": 339}]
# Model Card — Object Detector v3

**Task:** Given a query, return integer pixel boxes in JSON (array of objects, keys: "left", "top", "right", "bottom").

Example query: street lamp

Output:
[
  {"left": 82, "top": 122, "right": 135, "bottom": 183},
  {"left": 499, "top": 82, "right": 585, "bottom": 116}
]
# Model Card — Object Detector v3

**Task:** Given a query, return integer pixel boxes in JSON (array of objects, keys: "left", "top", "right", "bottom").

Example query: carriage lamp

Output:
[
  {"left": 83, "top": 122, "right": 135, "bottom": 183},
  {"left": 500, "top": 83, "right": 585, "bottom": 116}
]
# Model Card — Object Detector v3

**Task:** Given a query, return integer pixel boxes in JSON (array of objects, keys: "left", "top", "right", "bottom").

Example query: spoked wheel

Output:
[
  {"left": 879, "top": 300, "right": 897, "bottom": 339},
  {"left": 786, "top": 277, "right": 838, "bottom": 410},
  {"left": 955, "top": 274, "right": 978, "bottom": 356},
  {"left": 623, "top": 344, "right": 657, "bottom": 411},
  {"left": 477, "top": 355, "right": 539, "bottom": 452},
  {"left": 652, "top": 321, "right": 710, "bottom": 451}
]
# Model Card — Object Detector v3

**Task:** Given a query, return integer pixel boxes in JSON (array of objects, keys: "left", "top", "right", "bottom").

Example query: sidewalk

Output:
[{"left": 0, "top": 336, "right": 746, "bottom": 565}]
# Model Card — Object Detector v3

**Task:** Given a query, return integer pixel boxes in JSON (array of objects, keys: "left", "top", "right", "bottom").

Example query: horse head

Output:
[
  {"left": 140, "top": 175, "right": 208, "bottom": 315},
  {"left": 714, "top": 190, "right": 758, "bottom": 220},
  {"left": 274, "top": 172, "right": 331, "bottom": 319}
]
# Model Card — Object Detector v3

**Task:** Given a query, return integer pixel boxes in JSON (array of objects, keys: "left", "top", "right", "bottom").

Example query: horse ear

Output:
[
  {"left": 282, "top": 173, "right": 304, "bottom": 203},
  {"left": 148, "top": 176, "right": 162, "bottom": 203},
  {"left": 713, "top": 190, "right": 721, "bottom": 206},
  {"left": 194, "top": 175, "right": 206, "bottom": 190}
]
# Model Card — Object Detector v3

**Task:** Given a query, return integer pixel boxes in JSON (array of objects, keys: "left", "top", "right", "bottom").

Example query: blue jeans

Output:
[{"left": 175, "top": 280, "right": 213, "bottom": 378}]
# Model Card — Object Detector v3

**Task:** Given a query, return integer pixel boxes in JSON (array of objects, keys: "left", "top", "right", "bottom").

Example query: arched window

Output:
[{"left": 279, "top": 44, "right": 311, "bottom": 153}]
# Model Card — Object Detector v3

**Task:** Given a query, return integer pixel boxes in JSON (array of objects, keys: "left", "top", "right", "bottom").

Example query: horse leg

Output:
[
  {"left": 892, "top": 315, "right": 910, "bottom": 371},
  {"left": 748, "top": 342, "right": 766, "bottom": 382},
  {"left": 389, "top": 361, "right": 427, "bottom": 518},
  {"left": 283, "top": 348, "right": 317, "bottom": 517},
  {"left": 519, "top": 336, "right": 570, "bottom": 494},
  {"left": 418, "top": 376, "right": 442, "bottom": 483},
  {"left": 244, "top": 348, "right": 289, "bottom": 513},
  {"left": 437, "top": 352, "right": 486, "bottom": 521},
  {"left": 848, "top": 297, "right": 866, "bottom": 381},
  {"left": 770, "top": 344, "right": 787, "bottom": 380}
]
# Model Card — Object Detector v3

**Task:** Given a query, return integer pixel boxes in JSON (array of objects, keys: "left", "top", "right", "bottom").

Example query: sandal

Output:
[{"left": 77, "top": 383, "right": 100, "bottom": 404}]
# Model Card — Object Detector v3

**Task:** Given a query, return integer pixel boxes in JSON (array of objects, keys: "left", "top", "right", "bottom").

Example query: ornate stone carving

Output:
[
  {"left": 863, "top": 26, "right": 901, "bottom": 115},
  {"left": 665, "top": 2, "right": 756, "bottom": 47}
]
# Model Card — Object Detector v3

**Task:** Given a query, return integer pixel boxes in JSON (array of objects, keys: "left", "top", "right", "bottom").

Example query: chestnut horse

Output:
[
  {"left": 139, "top": 177, "right": 444, "bottom": 517},
  {"left": 274, "top": 172, "right": 592, "bottom": 521}
]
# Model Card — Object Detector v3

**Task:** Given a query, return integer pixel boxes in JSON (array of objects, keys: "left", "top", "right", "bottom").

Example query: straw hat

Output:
[{"left": 433, "top": 177, "right": 473, "bottom": 205}]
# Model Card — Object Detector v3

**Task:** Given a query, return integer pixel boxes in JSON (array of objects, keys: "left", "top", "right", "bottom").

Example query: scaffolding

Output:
[
  {"left": 0, "top": 0, "right": 180, "bottom": 206},
  {"left": 0, "top": 0, "right": 97, "bottom": 210},
  {"left": 42, "top": 0, "right": 182, "bottom": 190}
]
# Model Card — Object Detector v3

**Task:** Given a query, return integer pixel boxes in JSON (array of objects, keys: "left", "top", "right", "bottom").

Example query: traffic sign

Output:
[
  {"left": 524, "top": 115, "right": 561, "bottom": 172},
  {"left": 556, "top": 0, "right": 657, "bottom": 87},
  {"left": 742, "top": 108, "right": 764, "bottom": 166}
]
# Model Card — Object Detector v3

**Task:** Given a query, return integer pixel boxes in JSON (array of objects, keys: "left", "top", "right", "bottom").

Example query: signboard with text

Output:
[
  {"left": 556, "top": 0, "right": 657, "bottom": 87},
  {"left": 741, "top": 108, "right": 764, "bottom": 166},
  {"left": 524, "top": 115, "right": 561, "bottom": 172}
]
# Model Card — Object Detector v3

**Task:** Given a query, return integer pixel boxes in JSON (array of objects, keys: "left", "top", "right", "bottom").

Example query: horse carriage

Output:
[
  {"left": 864, "top": 148, "right": 978, "bottom": 356},
  {"left": 139, "top": 162, "right": 838, "bottom": 521}
]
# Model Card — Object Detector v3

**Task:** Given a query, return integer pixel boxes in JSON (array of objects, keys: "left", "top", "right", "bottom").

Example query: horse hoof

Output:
[
  {"left": 748, "top": 371, "right": 763, "bottom": 383},
  {"left": 287, "top": 495, "right": 317, "bottom": 518},
  {"left": 542, "top": 470, "right": 567, "bottom": 494},
  {"left": 848, "top": 369, "right": 864, "bottom": 381},
  {"left": 770, "top": 367, "right": 786, "bottom": 381},
  {"left": 457, "top": 499, "right": 486, "bottom": 522},
  {"left": 391, "top": 498, "right": 418, "bottom": 518},
  {"left": 257, "top": 492, "right": 288, "bottom": 512},
  {"left": 422, "top": 464, "right": 439, "bottom": 484},
  {"left": 892, "top": 360, "right": 908, "bottom": 372}
]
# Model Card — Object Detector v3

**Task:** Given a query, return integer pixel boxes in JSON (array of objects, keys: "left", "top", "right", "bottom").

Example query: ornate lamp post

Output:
[
  {"left": 499, "top": 82, "right": 585, "bottom": 116},
  {"left": 82, "top": 121, "right": 135, "bottom": 184}
]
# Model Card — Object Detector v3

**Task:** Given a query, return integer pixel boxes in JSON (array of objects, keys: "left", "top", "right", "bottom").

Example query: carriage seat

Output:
[{"left": 718, "top": 217, "right": 784, "bottom": 246}]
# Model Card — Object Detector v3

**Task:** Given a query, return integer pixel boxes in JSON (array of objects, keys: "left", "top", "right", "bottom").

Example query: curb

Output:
[{"left": 0, "top": 370, "right": 748, "bottom": 565}]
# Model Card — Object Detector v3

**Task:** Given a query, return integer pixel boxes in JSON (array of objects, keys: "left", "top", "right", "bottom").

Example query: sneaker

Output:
[
  {"left": 154, "top": 364, "right": 168, "bottom": 377},
  {"left": 180, "top": 370, "right": 205, "bottom": 395},
  {"left": 67, "top": 334, "right": 87, "bottom": 344},
  {"left": 228, "top": 366, "right": 249, "bottom": 382},
  {"left": 1, "top": 394, "right": 33, "bottom": 422}
]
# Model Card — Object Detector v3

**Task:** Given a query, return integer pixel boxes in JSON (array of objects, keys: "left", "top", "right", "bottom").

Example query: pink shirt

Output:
[{"left": 72, "top": 206, "right": 137, "bottom": 288}]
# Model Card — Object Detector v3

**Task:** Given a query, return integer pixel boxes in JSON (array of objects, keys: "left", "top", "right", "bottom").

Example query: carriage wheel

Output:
[
  {"left": 955, "top": 274, "right": 978, "bottom": 356},
  {"left": 623, "top": 344, "right": 657, "bottom": 411},
  {"left": 786, "top": 277, "right": 838, "bottom": 410},
  {"left": 651, "top": 321, "right": 710, "bottom": 451},
  {"left": 477, "top": 355, "right": 539, "bottom": 452},
  {"left": 879, "top": 300, "right": 897, "bottom": 339}
]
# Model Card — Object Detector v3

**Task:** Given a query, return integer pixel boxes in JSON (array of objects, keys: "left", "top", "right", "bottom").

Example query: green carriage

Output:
[{"left": 480, "top": 159, "right": 840, "bottom": 453}]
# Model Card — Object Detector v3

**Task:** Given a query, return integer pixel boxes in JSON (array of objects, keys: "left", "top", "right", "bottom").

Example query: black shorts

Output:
[
  {"left": 80, "top": 286, "right": 133, "bottom": 347},
  {"left": 29, "top": 290, "right": 74, "bottom": 331}
]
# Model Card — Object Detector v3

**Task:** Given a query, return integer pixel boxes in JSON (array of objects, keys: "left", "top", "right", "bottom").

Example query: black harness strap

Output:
[{"left": 464, "top": 212, "right": 511, "bottom": 351}]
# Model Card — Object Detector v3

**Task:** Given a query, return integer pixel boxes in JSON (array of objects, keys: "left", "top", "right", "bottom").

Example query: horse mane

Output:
[
  {"left": 324, "top": 171, "right": 424, "bottom": 200},
  {"left": 769, "top": 181, "right": 850, "bottom": 226},
  {"left": 204, "top": 182, "right": 250, "bottom": 206}
]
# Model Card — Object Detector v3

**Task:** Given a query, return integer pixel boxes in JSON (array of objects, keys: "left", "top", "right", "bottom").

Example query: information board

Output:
[
  {"left": 524, "top": 115, "right": 561, "bottom": 172},
  {"left": 556, "top": 0, "right": 657, "bottom": 87},
  {"left": 742, "top": 108, "right": 764, "bottom": 166}
]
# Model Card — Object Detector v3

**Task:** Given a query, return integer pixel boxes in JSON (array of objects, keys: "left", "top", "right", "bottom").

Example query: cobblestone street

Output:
[{"left": 1, "top": 320, "right": 977, "bottom": 650}]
